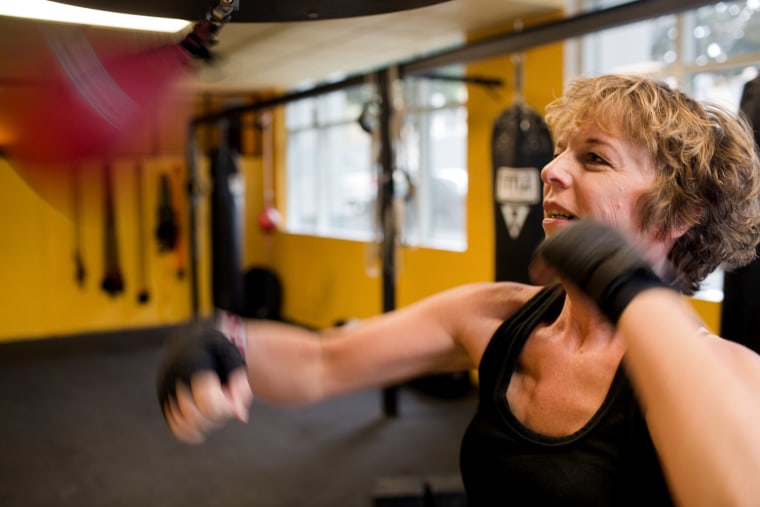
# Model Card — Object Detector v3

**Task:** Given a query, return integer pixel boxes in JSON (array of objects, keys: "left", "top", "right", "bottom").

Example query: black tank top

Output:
[{"left": 460, "top": 286, "right": 674, "bottom": 506}]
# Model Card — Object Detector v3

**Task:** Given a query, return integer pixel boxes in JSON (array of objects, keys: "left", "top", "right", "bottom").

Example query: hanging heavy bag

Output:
[
  {"left": 491, "top": 100, "right": 553, "bottom": 284},
  {"left": 210, "top": 134, "right": 245, "bottom": 315}
]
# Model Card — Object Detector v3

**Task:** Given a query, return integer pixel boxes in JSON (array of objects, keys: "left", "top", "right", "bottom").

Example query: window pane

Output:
[
  {"left": 683, "top": 1, "right": 760, "bottom": 65},
  {"left": 405, "top": 73, "right": 469, "bottom": 108},
  {"left": 284, "top": 78, "right": 467, "bottom": 250},
  {"left": 690, "top": 66, "right": 760, "bottom": 110},
  {"left": 285, "top": 98, "right": 315, "bottom": 129},
  {"left": 401, "top": 105, "right": 467, "bottom": 251},
  {"left": 318, "top": 86, "right": 372, "bottom": 123},
  {"left": 427, "top": 107, "right": 467, "bottom": 249},
  {"left": 324, "top": 122, "right": 374, "bottom": 239},
  {"left": 582, "top": 16, "right": 676, "bottom": 75},
  {"left": 285, "top": 130, "right": 318, "bottom": 232}
]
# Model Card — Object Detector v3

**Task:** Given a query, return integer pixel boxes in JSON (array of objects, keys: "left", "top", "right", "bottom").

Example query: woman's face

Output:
[{"left": 541, "top": 120, "right": 667, "bottom": 261}]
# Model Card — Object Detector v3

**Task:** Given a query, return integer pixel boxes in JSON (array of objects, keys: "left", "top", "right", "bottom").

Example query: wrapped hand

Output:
[
  {"left": 156, "top": 327, "right": 251, "bottom": 443},
  {"left": 531, "top": 220, "right": 670, "bottom": 323}
]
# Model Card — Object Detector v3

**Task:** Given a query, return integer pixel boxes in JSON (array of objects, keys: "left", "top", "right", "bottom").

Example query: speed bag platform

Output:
[{"left": 491, "top": 102, "right": 553, "bottom": 283}]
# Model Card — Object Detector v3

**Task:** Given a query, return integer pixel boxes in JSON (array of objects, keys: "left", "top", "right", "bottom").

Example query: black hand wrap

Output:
[
  {"left": 156, "top": 326, "right": 246, "bottom": 411},
  {"left": 534, "top": 220, "right": 670, "bottom": 324}
]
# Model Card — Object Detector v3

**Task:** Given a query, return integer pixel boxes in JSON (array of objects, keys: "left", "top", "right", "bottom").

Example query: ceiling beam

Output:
[
  {"left": 400, "top": 0, "right": 720, "bottom": 76},
  {"left": 193, "top": 0, "right": 720, "bottom": 123}
]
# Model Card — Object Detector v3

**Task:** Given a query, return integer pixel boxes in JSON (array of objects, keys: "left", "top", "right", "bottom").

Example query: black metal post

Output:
[
  {"left": 186, "top": 122, "right": 202, "bottom": 319},
  {"left": 376, "top": 68, "right": 400, "bottom": 417}
]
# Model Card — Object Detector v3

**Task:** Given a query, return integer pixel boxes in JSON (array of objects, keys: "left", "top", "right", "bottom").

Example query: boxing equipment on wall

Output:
[
  {"left": 71, "top": 164, "right": 87, "bottom": 288},
  {"left": 134, "top": 161, "right": 151, "bottom": 304},
  {"left": 156, "top": 172, "right": 179, "bottom": 253},
  {"left": 101, "top": 162, "right": 125, "bottom": 297}
]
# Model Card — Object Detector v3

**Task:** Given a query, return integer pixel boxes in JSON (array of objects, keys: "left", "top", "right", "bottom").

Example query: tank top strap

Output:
[{"left": 478, "top": 284, "right": 565, "bottom": 392}]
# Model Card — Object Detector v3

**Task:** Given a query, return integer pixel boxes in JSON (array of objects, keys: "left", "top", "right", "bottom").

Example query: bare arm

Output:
[
  {"left": 244, "top": 281, "right": 529, "bottom": 404},
  {"left": 619, "top": 289, "right": 760, "bottom": 507},
  {"left": 160, "top": 281, "right": 528, "bottom": 443}
]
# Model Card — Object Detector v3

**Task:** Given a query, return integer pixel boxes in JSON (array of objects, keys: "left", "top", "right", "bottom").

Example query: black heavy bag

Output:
[
  {"left": 721, "top": 75, "right": 760, "bottom": 353},
  {"left": 210, "top": 139, "right": 245, "bottom": 314},
  {"left": 491, "top": 102, "right": 553, "bottom": 283}
]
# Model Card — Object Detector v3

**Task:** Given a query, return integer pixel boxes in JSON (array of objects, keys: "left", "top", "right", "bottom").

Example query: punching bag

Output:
[
  {"left": 209, "top": 126, "right": 245, "bottom": 314},
  {"left": 3, "top": 0, "right": 238, "bottom": 212},
  {"left": 721, "top": 74, "right": 760, "bottom": 353},
  {"left": 491, "top": 100, "right": 553, "bottom": 283}
]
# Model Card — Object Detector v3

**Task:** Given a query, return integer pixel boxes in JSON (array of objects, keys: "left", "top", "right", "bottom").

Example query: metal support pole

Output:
[
  {"left": 186, "top": 122, "right": 202, "bottom": 319},
  {"left": 377, "top": 67, "right": 400, "bottom": 417}
]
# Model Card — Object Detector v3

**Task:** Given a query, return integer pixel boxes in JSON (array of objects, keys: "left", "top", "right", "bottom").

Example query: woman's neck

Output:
[{"left": 554, "top": 283, "right": 620, "bottom": 352}]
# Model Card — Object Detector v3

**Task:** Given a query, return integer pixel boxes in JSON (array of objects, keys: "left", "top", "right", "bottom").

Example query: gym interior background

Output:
[
  {"left": 1, "top": 0, "right": 759, "bottom": 506},
  {"left": 2, "top": 0, "right": 737, "bottom": 342}
]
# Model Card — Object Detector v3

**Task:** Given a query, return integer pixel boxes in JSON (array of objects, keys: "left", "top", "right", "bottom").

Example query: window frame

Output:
[{"left": 283, "top": 75, "right": 469, "bottom": 251}]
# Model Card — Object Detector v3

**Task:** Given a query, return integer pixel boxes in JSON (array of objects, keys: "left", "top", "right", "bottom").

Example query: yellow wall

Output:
[
  {"left": 0, "top": 81, "right": 199, "bottom": 341},
  {"left": 690, "top": 298, "right": 721, "bottom": 334},
  {"left": 0, "top": 157, "right": 193, "bottom": 340}
]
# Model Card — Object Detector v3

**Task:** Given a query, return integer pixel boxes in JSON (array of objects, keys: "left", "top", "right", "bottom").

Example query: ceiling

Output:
[{"left": 0, "top": 0, "right": 566, "bottom": 96}]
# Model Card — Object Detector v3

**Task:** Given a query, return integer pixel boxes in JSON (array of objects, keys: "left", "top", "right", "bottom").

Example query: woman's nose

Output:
[{"left": 541, "top": 153, "right": 571, "bottom": 188}]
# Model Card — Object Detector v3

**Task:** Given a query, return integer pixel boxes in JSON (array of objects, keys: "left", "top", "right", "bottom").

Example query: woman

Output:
[{"left": 157, "top": 74, "right": 760, "bottom": 506}]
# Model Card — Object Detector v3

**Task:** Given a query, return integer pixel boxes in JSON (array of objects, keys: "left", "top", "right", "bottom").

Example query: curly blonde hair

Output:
[{"left": 544, "top": 74, "right": 760, "bottom": 294}]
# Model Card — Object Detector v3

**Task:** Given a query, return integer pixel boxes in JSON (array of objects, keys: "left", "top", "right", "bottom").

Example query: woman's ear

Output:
[{"left": 667, "top": 206, "right": 703, "bottom": 242}]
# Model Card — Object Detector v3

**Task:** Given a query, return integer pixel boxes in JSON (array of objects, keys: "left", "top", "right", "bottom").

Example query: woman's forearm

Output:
[{"left": 244, "top": 319, "right": 327, "bottom": 405}]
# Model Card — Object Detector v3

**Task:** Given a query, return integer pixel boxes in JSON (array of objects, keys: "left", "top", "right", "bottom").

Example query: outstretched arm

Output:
[
  {"left": 154, "top": 282, "right": 501, "bottom": 444},
  {"left": 533, "top": 220, "right": 760, "bottom": 507}
]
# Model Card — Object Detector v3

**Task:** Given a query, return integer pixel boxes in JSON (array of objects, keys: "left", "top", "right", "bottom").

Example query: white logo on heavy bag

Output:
[{"left": 496, "top": 166, "right": 541, "bottom": 239}]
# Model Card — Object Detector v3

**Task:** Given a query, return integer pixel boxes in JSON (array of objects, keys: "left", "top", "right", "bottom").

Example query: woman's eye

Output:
[{"left": 585, "top": 152, "right": 607, "bottom": 165}]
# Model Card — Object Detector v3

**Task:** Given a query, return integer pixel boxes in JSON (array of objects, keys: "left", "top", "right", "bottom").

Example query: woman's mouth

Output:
[{"left": 545, "top": 210, "right": 576, "bottom": 220}]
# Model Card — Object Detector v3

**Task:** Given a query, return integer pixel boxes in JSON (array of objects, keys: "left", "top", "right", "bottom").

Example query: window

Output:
[
  {"left": 285, "top": 85, "right": 374, "bottom": 240},
  {"left": 577, "top": 0, "right": 760, "bottom": 110},
  {"left": 284, "top": 72, "right": 468, "bottom": 251},
  {"left": 399, "top": 75, "right": 468, "bottom": 251},
  {"left": 572, "top": 0, "right": 760, "bottom": 301}
]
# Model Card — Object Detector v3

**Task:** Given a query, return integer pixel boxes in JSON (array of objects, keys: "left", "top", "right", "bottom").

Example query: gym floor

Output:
[{"left": 0, "top": 325, "right": 476, "bottom": 507}]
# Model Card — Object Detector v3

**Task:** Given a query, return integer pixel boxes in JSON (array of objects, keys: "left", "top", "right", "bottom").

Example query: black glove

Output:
[
  {"left": 532, "top": 220, "right": 670, "bottom": 324},
  {"left": 156, "top": 326, "right": 246, "bottom": 412}
]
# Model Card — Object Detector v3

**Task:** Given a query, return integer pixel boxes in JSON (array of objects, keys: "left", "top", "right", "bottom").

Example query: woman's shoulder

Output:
[
  {"left": 427, "top": 282, "right": 546, "bottom": 363},
  {"left": 433, "top": 281, "right": 545, "bottom": 317}
]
